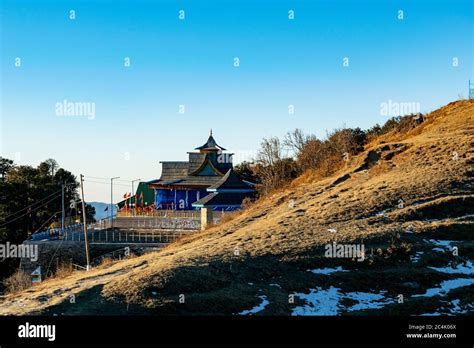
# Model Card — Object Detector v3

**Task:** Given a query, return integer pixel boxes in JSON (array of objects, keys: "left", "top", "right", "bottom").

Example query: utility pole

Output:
[
  {"left": 132, "top": 178, "right": 141, "bottom": 216},
  {"left": 61, "top": 183, "right": 65, "bottom": 235},
  {"left": 80, "top": 174, "right": 91, "bottom": 271},
  {"left": 111, "top": 177, "right": 120, "bottom": 228}
]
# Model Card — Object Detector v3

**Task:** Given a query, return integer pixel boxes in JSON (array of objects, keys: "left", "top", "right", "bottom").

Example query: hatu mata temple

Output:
[{"left": 118, "top": 131, "right": 256, "bottom": 214}]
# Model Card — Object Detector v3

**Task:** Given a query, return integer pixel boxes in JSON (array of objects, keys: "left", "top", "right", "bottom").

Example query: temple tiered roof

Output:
[
  {"left": 148, "top": 132, "right": 255, "bottom": 210},
  {"left": 194, "top": 130, "right": 227, "bottom": 152},
  {"left": 207, "top": 169, "right": 255, "bottom": 192},
  {"left": 148, "top": 132, "right": 233, "bottom": 190},
  {"left": 192, "top": 169, "right": 256, "bottom": 208}
]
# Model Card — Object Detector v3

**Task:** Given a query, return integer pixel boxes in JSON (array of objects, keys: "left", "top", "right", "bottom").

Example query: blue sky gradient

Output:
[{"left": 1, "top": 0, "right": 473, "bottom": 201}]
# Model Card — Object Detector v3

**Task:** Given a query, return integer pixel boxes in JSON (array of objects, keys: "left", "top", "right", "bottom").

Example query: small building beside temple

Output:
[
  {"left": 117, "top": 181, "right": 155, "bottom": 210},
  {"left": 192, "top": 169, "right": 255, "bottom": 209},
  {"left": 147, "top": 131, "right": 255, "bottom": 211}
]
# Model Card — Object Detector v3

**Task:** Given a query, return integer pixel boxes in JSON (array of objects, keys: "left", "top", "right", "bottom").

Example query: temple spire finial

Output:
[{"left": 195, "top": 129, "right": 226, "bottom": 151}]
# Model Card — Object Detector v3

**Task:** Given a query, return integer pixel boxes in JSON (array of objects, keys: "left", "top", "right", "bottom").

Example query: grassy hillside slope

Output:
[{"left": 1, "top": 100, "right": 473, "bottom": 315}]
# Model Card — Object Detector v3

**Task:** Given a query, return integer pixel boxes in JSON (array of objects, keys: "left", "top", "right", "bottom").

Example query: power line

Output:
[
  {"left": 0, "top": 182, "right": 76, "bottom": 221},
  {"left": 0, "top": 193, "right": 62, "bottom": 228},
  {"left": 31, "top": 209, "right": 62, "bottom": 235},
  {"left": 0, "top": 189, "right": 61, "bottom": 220},
  {"left": 84, "top": 175, "right": 136, "bottom": 183},
  {"left": 44, "top": 212, "right": 67, "bottom": 278},
  {"left": 83, "top": 176, "right": 109, "bottom": 181},
  {"left": 83, "top": 180, "right": 131, "bottom": 187},
  {"left": 0, "top": 177, "right": 130, "bottom": 228},
  {"left": 44, "top": 236, "right": 65, "bottom": 278}
]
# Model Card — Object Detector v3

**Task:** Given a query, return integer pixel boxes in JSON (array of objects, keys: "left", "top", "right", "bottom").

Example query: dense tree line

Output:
[{"left": 0, "top": 158, "right": 95, "bottom": 280}]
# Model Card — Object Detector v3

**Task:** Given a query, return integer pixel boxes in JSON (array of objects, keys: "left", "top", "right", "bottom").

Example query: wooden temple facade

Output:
[{"left": 147, "top": 131, "right": 255, "bottom": 211}]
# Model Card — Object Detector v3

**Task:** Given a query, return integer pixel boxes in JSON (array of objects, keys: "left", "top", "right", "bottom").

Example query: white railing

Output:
[
  {"left": 62, "top": 228, "right": 193, "bottom": 244},
  {"left": 117, "top": 210, "right": 201, "bottom": 218},
  {"left": 114, "top": 217, "right": 200, "bottom": 230}
]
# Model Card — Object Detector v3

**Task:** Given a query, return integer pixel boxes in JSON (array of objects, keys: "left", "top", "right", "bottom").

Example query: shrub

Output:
[
  {"left": 99, "top": 257, "right": 114, "bottom": 267},
  {"left": 297, "top": 138, "right": 324, "bottom": 170},
  {"left": 54, "top": 260, "right": 74, "bottom": 278},
  {"left": 297, "top": 127, "right": 367, "bottom": 177},
  {"left": 3, "top": 269, "right": 32, "bottom": 294},
  {"left": 234, "top": 161, "right": 258, "bottom": 183},
  {"left": 367, "top": 113, "right": 426, "bottom": 141},
  {"left": 251, "top": 112, "right": 427, "bottom": 195},
  {"left": 241, "top": 197, "right": 254, "bottom": 210}
]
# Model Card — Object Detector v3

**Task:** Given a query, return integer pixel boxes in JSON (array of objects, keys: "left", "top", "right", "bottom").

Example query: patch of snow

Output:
[
  {"left": 419, "top": 312, "right": 442, "bottom": 316},
  {"left": 410, "top": 252, "right": 424, "bottom": 263},
  {"left": 292, "top": 287, "right": 394, "bottom": 315},
  {"left": 376, "top": 209, "right": 390, "bottom": 217},
  {"left": 292, "top": 287, "right": 342, "bottom": 316},
  {"left": 269, "top": 283, "right": 281, "bottom": 288},
  {"left": 419, "top": 299, "right": 473, "bottom": 316},
  {"left": 151, "top": 291, "right": 158, "bottom": 296},
  {"left": 423, "top": 215, "right": 474, "bottom": 223},
  {"left": 426, "top": 239, "right": 456, "bottom": 248},
  {"left": 429, "top": 261, "right": 474, "bottom": 275},
  {"left": 432, "top": 247, "right": 445, "bottom": 252},
  {"left": 345, "top": 291, "right": 395, "bottom": 311},
  {"left": 413, "top": 278, "right": 474, "bottom": 298},
  {"left": 239, "top": 295, "right": 269, "bottom": 315},
  {"left": 248, "top": 282, "right": 254, "bottom": 286},
  {"left": 448, "top": 299, "right": 474, "bottom": 314},
  {"left": 308, "top": 266, "right": 348, "bottom": 275},
  {"left": 431, "top": 240, "right": 454, "bottom": 247},
  {"left": 448, "top": 299, "right": 467, "bottom": 314}
]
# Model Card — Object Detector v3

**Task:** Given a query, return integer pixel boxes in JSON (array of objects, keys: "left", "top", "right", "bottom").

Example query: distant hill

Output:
[
  {"left": 88, "top": 202, "right": 117, "bottom": 220},
  {"left": 2, "top": 100, "right": 473, "bottom": 316}
]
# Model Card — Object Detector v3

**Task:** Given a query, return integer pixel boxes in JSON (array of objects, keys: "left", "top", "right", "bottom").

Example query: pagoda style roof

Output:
[
  {"left": 207, "top": 169, "right": 255, "bottom": 192},
  {"left": 158, "top": 162, "right": 189, "bottom": 181},
  {"left": 148, "top": 175, "right": 223, "bottom": 189},
  {"left": 187, "top": 152, "right": 207, "bottom": 173},
  {"left": 195, "top": 130, "right": 227, "bottom": 152},
  {"left": 148, "top": 132, "right": 241, "bottom": 190}
]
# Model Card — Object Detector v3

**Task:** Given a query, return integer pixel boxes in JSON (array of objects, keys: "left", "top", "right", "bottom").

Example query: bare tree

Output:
[
  {"left": 297, "top": 138, "right": 324, "bottom": 170},
  {"left": 255, "top": 137, "right": 299, "bottom": 194},
  {"left": 257, "top": 137, "right": 283, "bottom": 167},
  {"left": 283, "top": 129, "right": 315, "bottom": 156}
]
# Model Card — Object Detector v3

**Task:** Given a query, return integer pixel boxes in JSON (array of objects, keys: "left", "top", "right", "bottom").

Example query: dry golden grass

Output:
[
  {"left": 290, "top": 169, "right": 321, "bottom": 187},
  {"left": 2, "top": 270, "right": 32, "bottom": 294},
  {"left": 98, "top": 257, "right": 114, "bottom": 268},
  {"left": 53, "top": 261, "right": 74, "bottom": 279},
  {"left": 219, "top": 211, "right": 241, "bottom": 224}
]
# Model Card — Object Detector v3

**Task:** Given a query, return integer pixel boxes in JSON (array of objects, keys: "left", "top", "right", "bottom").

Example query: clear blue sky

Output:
[{"left": 1, "top": 0, "right": 473, "bottom": 202}]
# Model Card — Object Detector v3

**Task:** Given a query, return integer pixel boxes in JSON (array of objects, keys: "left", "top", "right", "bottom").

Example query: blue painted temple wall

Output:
[
  {"left": 155, "top": 189, "right": 208, "bottom": 210},
  {"left": 155, "top": 189, "right": 240, "bottom": 211}
]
